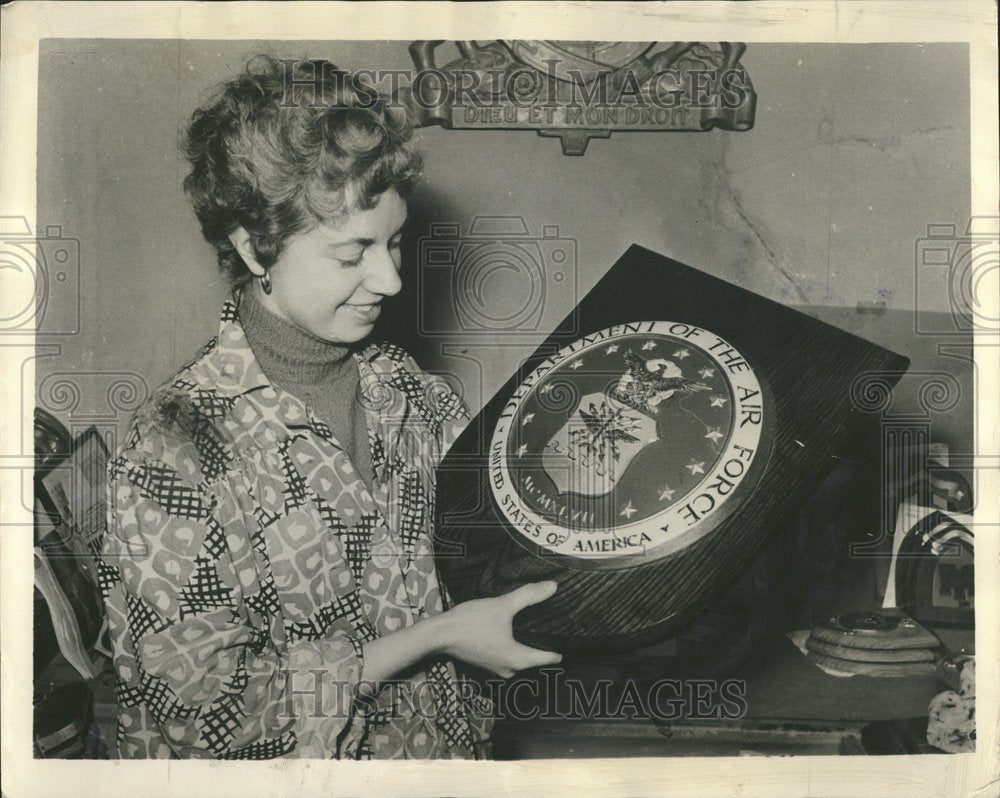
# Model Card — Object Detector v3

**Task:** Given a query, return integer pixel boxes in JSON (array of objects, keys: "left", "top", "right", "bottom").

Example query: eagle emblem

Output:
[
  {"left": 612, "top": 350, "right": 711, "bottom": 413},
  {"left": 540, "top": 349, "right": 710, "bottom": 497}
]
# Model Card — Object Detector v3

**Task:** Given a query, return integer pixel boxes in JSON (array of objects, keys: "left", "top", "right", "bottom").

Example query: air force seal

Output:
[{"left": 490, "top": 321, "right": 769, "bottom": 563}]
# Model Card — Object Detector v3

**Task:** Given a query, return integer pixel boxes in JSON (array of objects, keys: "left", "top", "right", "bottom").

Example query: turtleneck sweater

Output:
[{"left": 239, "top": 285, "right": 376, "bottom": 492}]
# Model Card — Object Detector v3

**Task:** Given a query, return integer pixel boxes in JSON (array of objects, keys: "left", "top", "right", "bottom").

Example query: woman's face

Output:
[{"left": 245, "top": 187, "right": 408, "bottom": 344}]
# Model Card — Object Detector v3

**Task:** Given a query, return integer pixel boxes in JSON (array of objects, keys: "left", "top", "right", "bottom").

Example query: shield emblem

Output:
[
  {"left": 503, "top": 40, "right": 656, "bottom": 84},
  {"left": 541, "top": 392, "right": 659, "bottom": 497}
]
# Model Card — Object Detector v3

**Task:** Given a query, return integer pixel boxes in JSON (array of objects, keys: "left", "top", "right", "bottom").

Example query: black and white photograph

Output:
[{"left": 1, "top": 2, "right": 997, "bottom": 796}]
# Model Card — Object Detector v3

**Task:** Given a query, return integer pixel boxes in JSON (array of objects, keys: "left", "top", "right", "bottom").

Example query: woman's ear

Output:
[{"left": 228, "top": 227, "right": 267, "bottom": 277}]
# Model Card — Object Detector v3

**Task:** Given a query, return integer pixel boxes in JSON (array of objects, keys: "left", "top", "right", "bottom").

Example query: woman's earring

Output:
[{"left": 259, "top": 271, "right": 272, "bottom": 295}]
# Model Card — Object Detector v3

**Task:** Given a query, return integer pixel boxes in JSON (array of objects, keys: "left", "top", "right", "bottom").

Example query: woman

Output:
[{"left": 97, "top": 54, "right": 560, "bottom": 760}]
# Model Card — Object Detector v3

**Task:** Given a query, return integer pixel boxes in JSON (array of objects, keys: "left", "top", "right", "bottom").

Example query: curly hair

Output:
[{"left": 182, "top": 54, "right": 422, "bottom": 285}]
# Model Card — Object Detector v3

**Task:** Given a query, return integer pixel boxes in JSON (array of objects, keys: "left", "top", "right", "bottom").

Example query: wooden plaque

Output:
[{"left": 434, "top": 245, "right": 909, "bottom": 652}]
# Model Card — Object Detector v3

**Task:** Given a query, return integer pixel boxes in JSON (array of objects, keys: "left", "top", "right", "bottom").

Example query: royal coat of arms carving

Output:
[{"left": 405, "top": 40, "right": 757, "bottom": 154}]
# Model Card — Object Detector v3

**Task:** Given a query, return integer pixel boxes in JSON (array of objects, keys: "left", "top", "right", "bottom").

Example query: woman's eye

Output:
[
  {"left": 389, "top": 237, "right": 402, "bottom": 250},
  {"left": 339, "top": 253, "right": 364, "bottom": 267}
]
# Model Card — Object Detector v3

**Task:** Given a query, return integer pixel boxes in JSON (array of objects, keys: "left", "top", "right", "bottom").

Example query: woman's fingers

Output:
[
  {"left": 503, "top": 580, "right": 559, "bottom": 612},
  {"left": 511, "top": 643, "right": 563, "bottom": 669},
  {"left": 498, "top": 583, "right": 562, "bottom": 672},
  {"left": 495, "top": 645, "right": 561, "bottom": 678}
]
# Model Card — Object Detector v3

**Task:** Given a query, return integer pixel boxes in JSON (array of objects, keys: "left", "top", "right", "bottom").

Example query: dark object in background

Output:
[
  {"left": 894, "top": 509, "right": 974, "bottom": 629},
  {"left": 33, "top": 680, "right": 100, "bottom": 758},
  {"left": 436, "top": 245, "right": 909, "bottom": 653},
  {"left": 33, "top": 410, "right": 113, "bottom": 758},
  {"left": 936, "top": 653, "right": 975, "bottom": 693},
  {"left": 34, "top": 418, "right": 110, "bottom": 680},
  {"left": 861, "top": 716, "right": 939, "bottom": 755},
  {"left": 34, "top": 408, "right": 73, "bottom": 477},
  {"left": 33, "top": 408, "right": 78, "bottom": 679}
]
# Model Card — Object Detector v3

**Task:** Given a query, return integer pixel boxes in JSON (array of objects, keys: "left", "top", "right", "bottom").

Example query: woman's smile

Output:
[{"left": 343, "top": 301, "right": 382, "bottom": 323}]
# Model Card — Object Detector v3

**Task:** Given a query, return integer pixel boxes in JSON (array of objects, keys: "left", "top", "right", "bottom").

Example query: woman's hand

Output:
[
  {"left": 359, "top": 581, "right": 562, "bottom": 685},
  {"left": 430, "top": 581, "right": 563, "bottom": 678}
]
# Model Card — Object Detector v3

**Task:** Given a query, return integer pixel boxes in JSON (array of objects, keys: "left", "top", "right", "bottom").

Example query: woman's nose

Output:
[{"left": 365, "top": 247, "right": 403, "bottom": 297}]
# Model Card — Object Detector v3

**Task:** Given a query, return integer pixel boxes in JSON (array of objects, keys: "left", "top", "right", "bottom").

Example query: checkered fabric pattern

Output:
[
  {"left": 97, "top": 293, "right": 490, "bottom": 760},
  {"left": 393, "top": 468, "right": 430, "bottom": 562}
]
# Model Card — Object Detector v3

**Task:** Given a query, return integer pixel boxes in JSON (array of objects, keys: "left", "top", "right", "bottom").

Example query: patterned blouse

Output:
[{"left": 97, "top": 294, "right": 492, "bottom": 759}]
